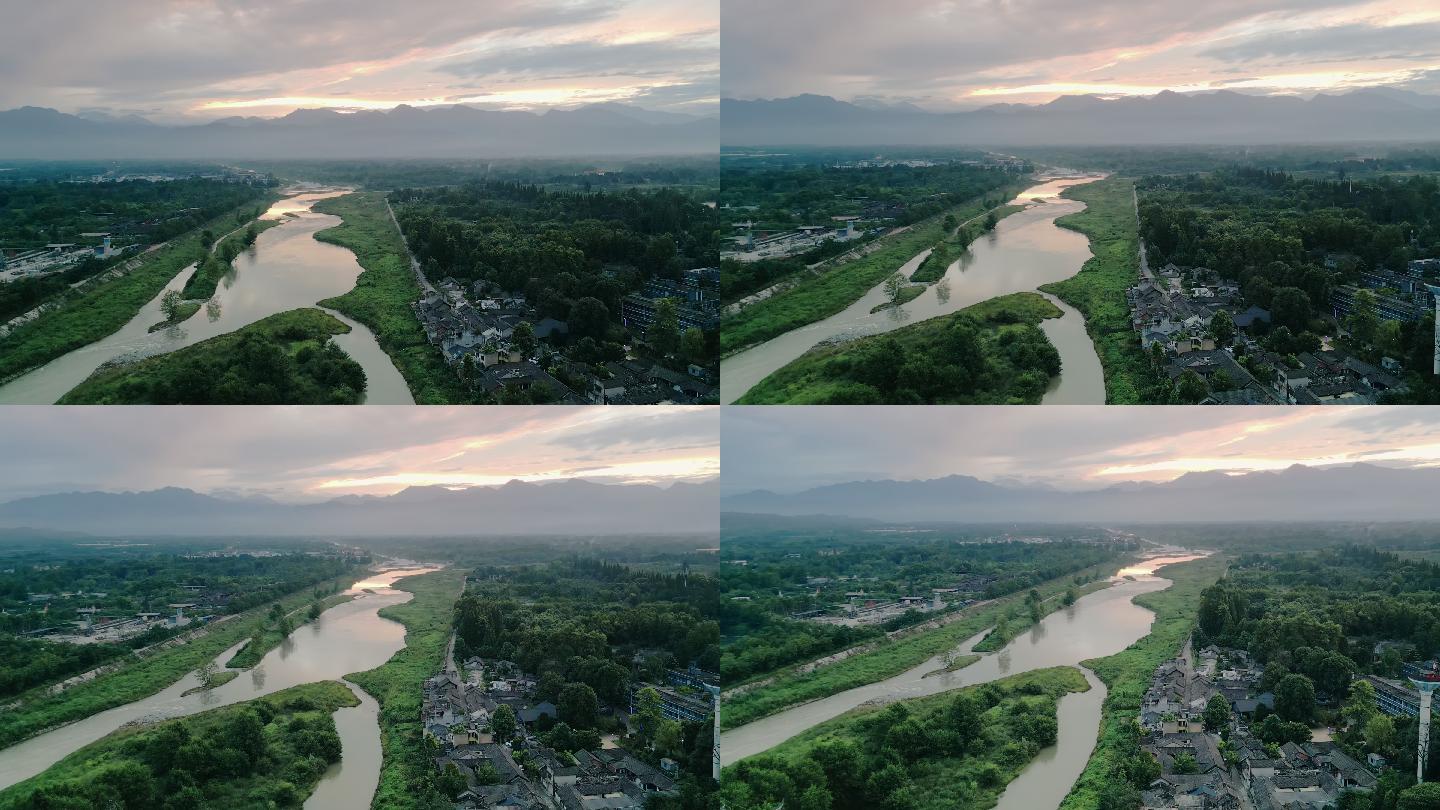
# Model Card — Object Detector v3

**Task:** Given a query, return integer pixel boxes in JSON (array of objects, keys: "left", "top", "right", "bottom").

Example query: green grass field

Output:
[
  {"left": 312, "top": 192, "right": 466, "bottom": 404},
  {"left": 0, "top": 681, "right": 359, "bottom": 810},
  {"left": 59, "top": 308, "right": 362, "bottom": 404},
  {"left": 1039, "top": 177, "right": 1161, "bottom": 404},
  {"left": 734, "top": 292, "right": 1063, "bottom": 405},
  {"left": 0, "top": 570, "right": 361, "bottom": 751},
  {"left": 345, "top": 568, "right": 467, "bottom": 810},
  {"left": 723, "top": 667, "right": 1091, "bottom": 810},
  {"left": 722, "top": 556, "right": 1125, "bottom": 730},
  {"left": 0, "top": 200, "right": 274, "bottom": 384},
  {"left": 721, "top": 185, "right": 1030, "bottom": 356}
]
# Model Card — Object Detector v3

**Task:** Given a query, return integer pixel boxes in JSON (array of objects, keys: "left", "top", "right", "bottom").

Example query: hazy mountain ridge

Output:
[
  {"left": 0, "top": 103, "right": 717, "bottom": 159},
  {"left": 722, "top": 463, "right": 1440, "bottom": 522},
  {"left": 720, "top": 89, "right": 1440, "bottom": 146},
  {"left": 0, "top": 479, "right": 720, "bottom": 537}
]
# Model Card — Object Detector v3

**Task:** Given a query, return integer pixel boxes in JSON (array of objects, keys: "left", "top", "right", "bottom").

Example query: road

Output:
[{"left": 384, "top": 197, "right": 435, "bottom": 295}]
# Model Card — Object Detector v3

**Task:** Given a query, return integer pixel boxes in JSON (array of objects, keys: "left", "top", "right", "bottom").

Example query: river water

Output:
[
  {"left": 720, "top": 176, "right": 1108, "bottom": 405},
  {"left": 0, "top": 566, "right": 441, "bottom": 803},
  {"left": 0, "top": 188, "right": 413, "bottom": 404},
  {"left": 720, "top": 552, "right": 1206, "bottom": 810}
]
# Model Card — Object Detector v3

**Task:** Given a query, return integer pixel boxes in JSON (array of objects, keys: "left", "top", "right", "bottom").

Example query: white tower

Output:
[{"left": 1410, "top": 663, "right": 1440, "bottom": 781}]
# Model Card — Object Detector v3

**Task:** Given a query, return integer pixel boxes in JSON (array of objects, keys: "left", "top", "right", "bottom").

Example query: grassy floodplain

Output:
[
  {"left": 723, "top": 667, "right": 1091, "bottom": 810},
  {"left": 1059, "top": 555, "right": 1227, "bottom": 810},
  {"left": 0, "top": 681, "right": 358, "bottom": 810},
  {"left": 909, "top": 203, "right": 1026, "bottom": 284},
  {"left": 1039, "top": 177, "right": 1158, "bottom": 404},
  {"left": 225, "top": 588, "right": 355, "bottom": 670},
  {"left": 59, "top": 308, "right": 365, "bottom": 404},
  {"left": 0, "top": 570, "right": 362, "bottom": 751},
  {"left": 180, "top": 217, "right": 283, "bottom": 301},
  {"left": 344, "top": 568, "right": 467, "bottom": 810},
  {"left": 311, "top": 192, "right": 464, "bottom": 404},
  {"left": 721, "top": 185, "right": 1031, "bottom": 356},
  {"left": 722, "top": 556, "right": 1125, "bottom": 730},
  {"left": 735, "top": 292, "right": 1063, "bottom": 405},
  {"left": 0, "top": 199, "right": 279, "bottom": 384}
]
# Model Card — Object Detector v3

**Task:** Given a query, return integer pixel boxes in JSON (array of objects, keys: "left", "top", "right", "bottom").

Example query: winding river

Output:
[
  {"left": 0, "top": 188, "right": 413, "bottom": 404},
  {"left": 721, "top": 553, "right": 1205, "bottom": 807},
  {"left": 720, "top": 175, "right": 1108, "bottom": 405},
  {"left": 0, "top": 566, "right": 441, "bottom": 806}
]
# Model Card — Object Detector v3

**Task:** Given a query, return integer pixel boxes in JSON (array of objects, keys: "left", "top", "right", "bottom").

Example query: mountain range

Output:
[
  {"left": 721, "top": 88, "right": 1440, "bottom": 146},
  {"left": 722, "top": 463, "right": 1440, "bottom": 523},
  {"left": 0, "top": 103, "right": 717, "bottom": 159},
  {"left": 0, "top": 479, "right": 719, "bottom": 537}
]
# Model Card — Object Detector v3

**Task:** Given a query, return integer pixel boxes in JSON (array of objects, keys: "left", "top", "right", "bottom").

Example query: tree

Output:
[
  {"left": 1399, "top": 782, "right": 1440, "bottom": 810},
  {"left": 160, "top": 290, "right": 184, "bottom": 322},
  {"left": 1211, "top": 310, "right": 1236, "bottom": 345},
  {"left": 195, "top": 659, "right": 218, "bottom": 688},
  {"left": 1343, "top": 680, "right": 1380, "bottom": 731},
  {"left": 984, "top": 211, "right": 999, "bottom": 231},
  {"left": 512, "top": 321, "right": 537, "bottom": 358},
  {"left": 1172, "top": 753, "right": 1199, "bottom": 774},
  {"left": 943, "top": 214, "right": 957, "bottom": 232},
  {"left": 558, "top": 682, "right": 599, "bottom": 729},
  {"left": 439, "top": 762, "right": 468, "bottom": 798},
  {"left": 1275, "top": 674, "right": 1316, "bottom": 722},
  {"left": 1270, "top": 286, "right": 1313, "bottom": 332},
  {"left": 650, "top": 298, "right": 681, "bottom": 357},
  {"left": 681, "top": 327, "right": 706, "bottom": 364},
  {"left": 883, "top": 272, "right": 906, "bottom": 308},
  {"left": 1365, "top": 715, "right": 1396, "bottom": 757},
  {"left": 1203, "top": 694, "right": 1232, "bottom": 732},
  {"left": 1176, "top": 369, "right": 1209, "bottom": 403},
  {"left": 307, "top": 601, "right": 322, "bottom": 621},
  {"left": 1347, "top": 289, "right": 1381, "bottom": 347},
  {"left": 633, "top": 686, "right": 665, "bottom": 744},
  {"left": 490, "top": 703, "right": 517, "bottom": 741},
  {"left": 569, "top": 297, "right": 610, "bottom": 341}
]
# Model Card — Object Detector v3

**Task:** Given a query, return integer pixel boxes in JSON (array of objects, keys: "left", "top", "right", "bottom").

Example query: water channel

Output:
[
  {"left": 721, "top": 553, "right": 1206, "bottom": 807},
  {"left": 720, "top": 175, "right": 1108, "bottom": 405},
  {"left": 0, "top": 188, "right": 413, "bottom": 404},
  {"left": 0, "top": 566, "right": 441, "bottom": 805}
]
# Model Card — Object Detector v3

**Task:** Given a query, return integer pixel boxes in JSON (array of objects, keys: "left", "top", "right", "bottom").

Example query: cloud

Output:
[
  {"left": 0, "top": 0, "right": 716, "bottom": 118},
  {"left": 720, "top": 0, "right": 1432, "bottom": 105},
  {"left": 0, "top": 406, "right": 719, "bottom": 502}
]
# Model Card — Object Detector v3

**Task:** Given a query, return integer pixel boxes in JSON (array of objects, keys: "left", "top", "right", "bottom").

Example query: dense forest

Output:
[
  {"left": 453, "top": 558, "right": 718, "bottom": 803},
  {"left": 1196, "top": 547, "right": 1440, "bottom": 804},
  {"left": 395, "top": 182, "right": 717, "bottom": 322},
  {"left": 0, "top": 682, "right": 354, "bottom": 810},
  {"left": 721, "top": 668, "right": 1087, "bottom": 810},
  {"left": 0, "top": 177, "right": 271, "bottom": 322},
  {"left": 719, "top": 161, "right": 1020, "bottom": 302},
  {"left": 721, "top": 538, "right": 1121, "bottom": 684},
  {"left": 0, "top": 551, "right": 359, "bottom": 699},
  {"left": 737, "top": 293, "right": 1063, "bottom": 404}
]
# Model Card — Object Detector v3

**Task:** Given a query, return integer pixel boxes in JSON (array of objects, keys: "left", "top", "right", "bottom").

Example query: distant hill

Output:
[
  {"left": 0, "top": 480, "right": 719, "bottom": 537},
  {"left": 720, "top": 89, "right": 1440, "bottom": 146},
  {"left": 0, "top": 103, "right": 717, "bottom": 159},
  {"left": 721, "top": 463, "right": 1440, "bottom": 523}
]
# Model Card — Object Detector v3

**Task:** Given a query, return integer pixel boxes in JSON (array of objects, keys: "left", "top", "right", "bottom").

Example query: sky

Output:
[
  {"left": 0, "top": 0, "right": 717, "bottom": 122},
  {"left": 722, "top": 0, "right": 1440, "bottom": 109},
  {"left": 722, "top": 406, "right": 1440, "bottom": 494},
  {"left": 0, "top": 406, "right": 718, "bottom": 502}
]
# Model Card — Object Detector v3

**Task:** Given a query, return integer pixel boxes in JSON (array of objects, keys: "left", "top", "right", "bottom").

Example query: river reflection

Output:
[
  {"left": 721, "top": 175, "right": 1108, "bottom": 404},
  {"left": 721, "top": 553, "right": 1206, "bottom": 765},
  {"left": 0, "top": 566, "right": 441, "bottom": 793},
  {"left": 0, "top": 188, "right": 413, "bottom": 404}
]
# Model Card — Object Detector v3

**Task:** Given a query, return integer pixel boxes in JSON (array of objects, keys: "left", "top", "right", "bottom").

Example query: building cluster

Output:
[
  {"left": 0, "top": 234, "right": 135, "bottom": 281},
  {"left": 1330, "top": 259, "right": 1440, "bottom": 324},
  {"left": 723, "top": 219, "right": 866, "bottom": 262},
  {"left": 1138, "top": 644, "right": 1380, "bottom": 810},
  {"left": 1130, "top": 263, "right": 1411, "bottom": 404},
  {"left": 422, "top": 655, "right": 686, "bottom": 810},
  {"left": 412, "top": 273, "right": 717, "bottom": 404}
]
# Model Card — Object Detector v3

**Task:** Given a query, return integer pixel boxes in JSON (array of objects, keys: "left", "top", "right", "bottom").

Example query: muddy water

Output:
[
  {"left": 0, "top": 189, "right": 413, "bottom": 404},
  {"left": 721, "top": 176, "right": 1107, "bottom": 405},
  {"left": 0, "top": 567, "right": 441, "bottom": 797},
  {"left": 721, "top": 553, "right": 1204, "bottom": 770}
]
